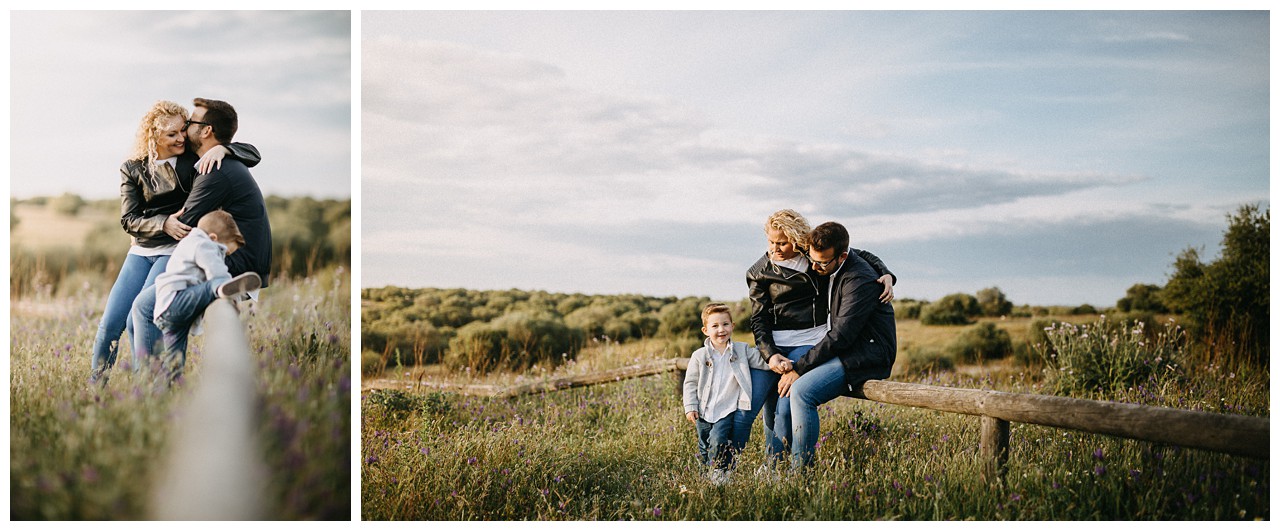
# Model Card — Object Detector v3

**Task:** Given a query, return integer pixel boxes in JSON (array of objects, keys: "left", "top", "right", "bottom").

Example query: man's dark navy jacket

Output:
[
  {"left": 178, "top": 156, "right": 272, "bottom": 288},
  {"left": 791, "top": 249, "right": 897, "bottom": 394}
]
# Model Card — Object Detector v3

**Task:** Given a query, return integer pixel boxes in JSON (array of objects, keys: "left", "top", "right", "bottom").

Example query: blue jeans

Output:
[
  {"left": 696, "top": 411, "right": 747, "bottom": 471},
  {"left": 776, "top": 354, "right": 847, "bottom": 468},
  {"left": 91, "top": 253, "right": 170, "bottom": 374},
  {"left": 133, "top": 280, "right": 220, "bottom": 382},
  {"left": 732, "top": 368, "right": 778, "bottom": 451},
  {"left": 759, "top": 344, "right": 815, "bottom": 459}
]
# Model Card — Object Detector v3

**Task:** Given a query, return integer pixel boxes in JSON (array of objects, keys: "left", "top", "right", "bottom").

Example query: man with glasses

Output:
[
  {"left": 773, "top": 221, "right": 897, "bottom": 469},
  {"left": 174, "top": 97, "right": 273, "bottom": 289}
]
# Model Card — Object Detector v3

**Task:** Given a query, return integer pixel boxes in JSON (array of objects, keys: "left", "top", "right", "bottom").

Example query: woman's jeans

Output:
[
  {"left": 776, "top": 355, "right": 848, "bottom": 468},
  {"left": 732, "top": 344, "right": 814, "bottom": 460},
  {"left": 91, "top": 253, "right": 170, "bottom": 376}
]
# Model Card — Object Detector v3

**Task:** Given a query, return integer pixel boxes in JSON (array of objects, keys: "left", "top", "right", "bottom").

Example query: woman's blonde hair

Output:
[
  {"left": 765, "top": 209, "right": 812, "bottom": 251},
  {"left": 130, "top": 100, "right": 189, "bottom": 171}
]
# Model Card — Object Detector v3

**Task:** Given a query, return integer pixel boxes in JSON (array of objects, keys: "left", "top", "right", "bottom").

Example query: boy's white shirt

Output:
[
  {"left": 153, "top": 227, "right": 231, "bottom": 320},
  {"left": 682, "top": 339, "right": 770, "bottom": 423}
]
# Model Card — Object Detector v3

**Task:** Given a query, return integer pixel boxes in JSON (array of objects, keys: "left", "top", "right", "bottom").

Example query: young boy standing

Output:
[
  {"left": 133, "top": 210, "right": 260, "bottom": 382},
  {"left": 682, "top": 303, "right": 770, "bottom": 485}
]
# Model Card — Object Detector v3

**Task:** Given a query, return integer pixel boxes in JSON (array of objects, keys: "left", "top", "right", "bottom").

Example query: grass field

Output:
[
  {"left": 10, "top": 203, "right": 118, "bottom": 250},
  {"left": 361, "top": 317, "right": 1269, "bottom": 520},
  {"left": 10, "top": 266, "right": 352, "bottom": 520}
]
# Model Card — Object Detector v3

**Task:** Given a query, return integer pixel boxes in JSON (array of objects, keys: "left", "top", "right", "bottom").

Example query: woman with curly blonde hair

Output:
[
  {"left": 89, "top": 100, "right": 260, "bottom": 384},
  {"left": 740, "top": 208, "right": 896, "bottom": 467}
]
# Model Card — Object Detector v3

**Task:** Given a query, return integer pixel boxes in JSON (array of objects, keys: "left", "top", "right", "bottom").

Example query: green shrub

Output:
[
  {"left": 444, "top": 312, "right": 582, "bottom": 373},
  {"left": 919, "top": 293, "right": 980, "bottom": 325},
  {"left": 976, "top": 286, "right": 1013, "bottom": 317},
  {"left": 1161, "top": 204, "right": 1268, "bottom": 366},
  {"left": 50, "top": 192, "right": 86, "bottom": 216},
  {"left": 897, "top": 345, "right": 954, "bottom": 376},
  {"left": 361, "top": 349, "right": 384, "bottom": 375},
  {"left": 945, "top": 322, "right": 1012, "bottom": 363},
  {"left": 1038, "top": 316, "right": 1185, "bottom": 398},
  {"left": 657, "top": 296, "right": 711, "bottom": 337},
  {"left": 366, "top": 389, "right": 425, "bottom": 421},
  {"left": 892, "top": 298, "right": 926, "bottom": 319}
]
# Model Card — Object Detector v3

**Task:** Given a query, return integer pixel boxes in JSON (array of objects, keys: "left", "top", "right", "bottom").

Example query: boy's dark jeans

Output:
[
  {"left": 696, "top": 410, "right": 748, "bottom": 471},
  {"left": 153, "top": 279, "right": 221, "bottom": 382}
]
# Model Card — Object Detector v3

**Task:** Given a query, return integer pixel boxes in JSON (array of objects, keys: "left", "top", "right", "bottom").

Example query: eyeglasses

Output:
[
  {"left": 184, "top": 119, "right": 212, "bottom": 129},
  {"left": 811, "top": 252, "right": 846, "bottom": 269},
  {"left": 812, "top": 257, "right": 838, "bottom": 269}
]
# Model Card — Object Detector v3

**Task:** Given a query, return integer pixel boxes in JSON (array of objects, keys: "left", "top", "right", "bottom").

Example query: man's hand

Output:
[
  {"left": 877, "top": 274, "right": 894, "bottom": 303},
  {"left": 778, "top": 371, "right": 799, "bottom": 398},
  {"left": 163, "top": 209, "right": 191, "bottom": 240},
  {"left": 686, "top": 411, "right": 698, "bottom": 423},
  {"left": 768, "top": 354, "right": 793, "bottom": 374}
]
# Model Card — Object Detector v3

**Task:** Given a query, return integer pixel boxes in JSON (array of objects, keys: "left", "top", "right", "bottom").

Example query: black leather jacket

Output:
[
  {"left": 746, "top": 248, "right": 894, "bottom": 359},
  {"left": 119, "top": 143, "right": 260, "bottom": 248}
]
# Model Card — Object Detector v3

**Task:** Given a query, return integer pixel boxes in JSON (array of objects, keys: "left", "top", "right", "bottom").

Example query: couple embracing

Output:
[
  {"left": 89, "top": 98, "right": 272, "bottom": 386},
  {"left": 683, "top": 209, "right": 897, "bottom": 482}
]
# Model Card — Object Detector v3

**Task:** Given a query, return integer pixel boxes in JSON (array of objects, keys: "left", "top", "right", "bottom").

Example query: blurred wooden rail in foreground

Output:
[
  {"left": 363, "top": 356, "right": 1269, "bottom": 481},
  {"left": 150, "top": 299, "right": 268, "bottom": 519}
]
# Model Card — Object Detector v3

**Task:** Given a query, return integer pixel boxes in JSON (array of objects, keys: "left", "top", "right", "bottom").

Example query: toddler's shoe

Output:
[
  {"left": 754, "top": 463, "right": 781, "bottom": 483},
  {"left": 217, "top": 272, "right": 261, "bottom": 299},
  {"left": 708, "top": 468, "right": 731, "bottom": 486}
]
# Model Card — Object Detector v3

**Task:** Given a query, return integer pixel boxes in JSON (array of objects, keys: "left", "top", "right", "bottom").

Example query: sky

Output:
[
  {"left": 9, "top": 10, "right": 351, "bottom": 200},
  {"left": 364, "top": 11, "right": 1263, "bottom": 306}
]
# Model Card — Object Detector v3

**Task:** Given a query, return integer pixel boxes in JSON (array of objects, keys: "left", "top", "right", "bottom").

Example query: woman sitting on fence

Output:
[
  {"left": 88, "top": 100, "right": 260, "bottom": 384},
  {"left": 742, "top": 209, "right": 895, "bottom": 466}
]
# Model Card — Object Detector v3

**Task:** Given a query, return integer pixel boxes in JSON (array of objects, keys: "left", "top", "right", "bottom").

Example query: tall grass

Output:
[
  {"left": 10, "top": 267, "right": 351, "bottom": 520},
  {"left": 361, "top": 326, "right": 1268, "bottom": 520}
]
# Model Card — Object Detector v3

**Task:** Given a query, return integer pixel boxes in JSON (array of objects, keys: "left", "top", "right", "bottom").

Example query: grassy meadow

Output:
[
  {"left": 10, "top": 200, "right": 351, "bottom": 520},
  {"left": 361, "top": 316, "right": 1270, "bottom": 520}
]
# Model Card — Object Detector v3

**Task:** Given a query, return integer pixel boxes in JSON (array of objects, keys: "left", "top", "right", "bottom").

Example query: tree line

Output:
[{"left": 10, "top": 195, "right": 350, "bottom": 296}]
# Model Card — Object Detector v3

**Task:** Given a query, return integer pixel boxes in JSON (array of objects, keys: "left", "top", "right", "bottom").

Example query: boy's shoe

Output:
[
  {"left": 216, "top": 272, "right": 261, "bottom": 300},
  {"left": 708, "top": 468, "right": 731, "bottom": 486},
  {"left": 754, "top": 463, "right": 781, "bottom": 483},
  {"left": 87, "top": 369, "right": 109, "bottom": 390}
]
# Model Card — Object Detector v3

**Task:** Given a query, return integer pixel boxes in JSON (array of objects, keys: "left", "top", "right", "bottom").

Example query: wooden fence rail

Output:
[
  {"left": 364, "top": 356, "right": 1269, "bottom": 481},
  {"left": 150, "top": 299, "right": 268, "bottom": 520}
]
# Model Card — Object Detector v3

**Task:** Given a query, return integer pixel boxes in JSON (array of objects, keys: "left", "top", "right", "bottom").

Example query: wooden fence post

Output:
[
  {"left": 673, "top": 358, "right": 688, "bottom": 401},
  {"left": 980, "top": 415, "right": 1010, "bottom": 484}
]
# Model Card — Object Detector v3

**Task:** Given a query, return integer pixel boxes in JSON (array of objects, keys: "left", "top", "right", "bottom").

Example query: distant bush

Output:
[
  {"left": 444, "top": 311, "right": 582, "bottom": 373},
  {"left": 1116, "top": 283, "right": 1167, "bottom": 313},
  {"left": 920, "top": 293, "right": 980, "bottom": 325},
  {"left": 893, "top": 298, "right": 926, "bottom": 320},
  {"left": 361, "top": 349, "right": 384, "bottom": 376},
  {"left": 657, "top": 296, "right": 712, "bottom": 338},
  {"left": 946, "top": 322, "right": 1012, "bottom": 364},
  {"left": 976, "top": 286, "right": 1013, "bottom": 317},
  {"left": 1070, "top": 304, "right": 1098, "bottom": 316},
  {"left": 50, "top": 193, "right": 85, "bottom": 216},
  {"left": 897, "top": 345, "right": 954, "bottom": 376}
]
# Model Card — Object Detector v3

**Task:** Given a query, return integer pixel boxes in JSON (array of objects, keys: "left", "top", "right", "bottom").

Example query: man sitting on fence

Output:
[{"left": 772, "top": 221, "right": 897, "bottom": 469}]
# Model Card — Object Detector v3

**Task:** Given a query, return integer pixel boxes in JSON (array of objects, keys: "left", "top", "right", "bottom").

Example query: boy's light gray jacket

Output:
[
  {"left": 153, "top": 227, "right": 231, "bottom": 318},
  {"left": 682, "top": 340, "right": 770, "bottom": 415}
]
